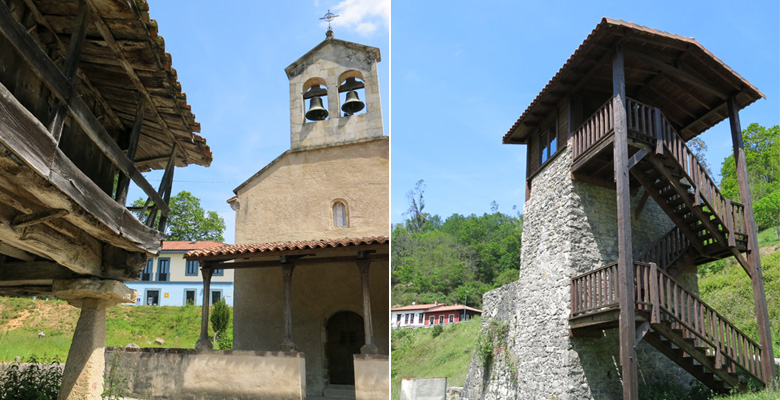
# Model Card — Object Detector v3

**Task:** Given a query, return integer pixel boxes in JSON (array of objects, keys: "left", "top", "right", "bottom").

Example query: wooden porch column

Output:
[
  {"left": 357, "top": 259, "right": 378, "bottom": 354},
  {"left": 280, "top": 263, "right": 297, "bottom": 351},
  {"left": 727, "top": 98, "right": 777, "bottom": 386},
  {"left": 195, "top": 266, "right": 213, "bottom": 350},
  {"left": 613, "top": 44, "right": 638, "bottom": 400}
]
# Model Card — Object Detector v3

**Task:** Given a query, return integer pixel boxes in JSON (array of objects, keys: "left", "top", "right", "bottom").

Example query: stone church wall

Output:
[{"left": 462, "top": 146, "right": 697, "bottom": 399}]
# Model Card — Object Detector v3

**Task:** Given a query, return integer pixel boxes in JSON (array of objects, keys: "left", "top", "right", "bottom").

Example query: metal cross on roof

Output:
[{"left": 320, "top": 10, "right": 339, "bottom": 32}]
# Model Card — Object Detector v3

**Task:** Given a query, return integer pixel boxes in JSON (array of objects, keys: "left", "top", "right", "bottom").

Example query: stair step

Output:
[{"left": 322, "top": 385, "right": 356, "bottom": 399}]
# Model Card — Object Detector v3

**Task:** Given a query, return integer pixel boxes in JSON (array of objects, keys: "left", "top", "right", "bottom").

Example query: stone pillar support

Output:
[
  {"left": 357, "top": 258, "right": 378, "bottom": 354},
  {"left": 280, "top": 262, "right": 297, "bottom": 351},
  {"left": 196, "top": 266, "right": 214, "bottom": 350},
  {"left": 52, "top": 279, "right": 134, "bottom": 400}
]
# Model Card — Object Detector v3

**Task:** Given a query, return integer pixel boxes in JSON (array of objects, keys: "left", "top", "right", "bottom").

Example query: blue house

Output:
[{"left": 126, "top": 241, "right": 234, "bottom": 306}]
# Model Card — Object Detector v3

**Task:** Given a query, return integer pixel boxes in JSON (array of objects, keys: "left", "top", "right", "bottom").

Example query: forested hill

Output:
[
  {"left": 392, "top": 123, "right": 778, "bottom": 310},
  {"left": 391, "top": 210, "right": 523, "bottom": 309}
]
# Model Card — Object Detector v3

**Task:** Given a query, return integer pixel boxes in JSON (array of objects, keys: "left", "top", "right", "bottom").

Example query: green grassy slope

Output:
[
  {"left": 391, "top": 318, "right": 480, "bottom": 400},
  {"left": 0, "top": 297, "right": 230, "bottom": 361}
]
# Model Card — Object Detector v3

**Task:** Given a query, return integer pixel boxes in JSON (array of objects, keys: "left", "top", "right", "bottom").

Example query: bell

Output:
[
  {"left": 305, "top": 96, "right": 328, "bottom": 121},
  {"left": 341, "top": 90, "right": 365, "bottom": 115}
]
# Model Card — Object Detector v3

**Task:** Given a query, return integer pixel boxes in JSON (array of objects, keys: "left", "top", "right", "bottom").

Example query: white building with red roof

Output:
[
  {"left": 125, "top": 240, "right": 232, "bottom": 306},
  {"left": 392, "top": 301, "right": 482, "bottom": 329}
]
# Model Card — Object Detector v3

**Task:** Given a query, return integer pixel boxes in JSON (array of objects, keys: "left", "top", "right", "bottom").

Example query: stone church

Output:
[{"left": 187, "top": 29, "right": 389, "bottom": 399}]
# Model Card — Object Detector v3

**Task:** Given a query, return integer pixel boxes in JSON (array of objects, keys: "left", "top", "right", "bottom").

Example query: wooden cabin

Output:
[
  {"left": 0, "top": 0, "right": 211, "bottom": 397},
  {"left": 500, "top": 18, "right": 774, "bottom": 398}
]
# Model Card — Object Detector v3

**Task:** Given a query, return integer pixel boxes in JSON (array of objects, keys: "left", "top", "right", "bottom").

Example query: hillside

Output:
[
  {"left": 391, "top": 318, "right": 480, "bottom": 400},
  {"left": 0, "top": 298, "right": 231, "bottom": 361}
]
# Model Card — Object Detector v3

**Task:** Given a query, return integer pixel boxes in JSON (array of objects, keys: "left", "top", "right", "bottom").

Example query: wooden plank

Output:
[
  {"left": 0, "top": 2, "right": 169, "bottom": 215},
  {"left": 613, "top": 44, "right": 638, "bottom": 400},
  {"left": 0, "top": 261, "right": 80, "bottom": 283},
  {"left": 116, "top": 98, "right": 145, "bottom": 206},
  {"left": 11, "top": 209, "right": 68, "bottom": 229},
  {"left": 727, "top": 97, "right": 776, "bottom": 386},
  {"left": 0, "top": 82, "right": 56, "bottom": 177},
  {"left": 626, "top": 48, "right": 727, "bottom": 100},
  {"left": 0, "top": 243, "right": 35, "bottom": 261}
]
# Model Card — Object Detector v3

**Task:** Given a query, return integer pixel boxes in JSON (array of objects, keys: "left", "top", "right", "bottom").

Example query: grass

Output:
[
  {"left": 391, "top": 318, "right": 480, "bottom": 400},
  {"left": 0, "top": 297, "right": 231, "bottom": 362}
]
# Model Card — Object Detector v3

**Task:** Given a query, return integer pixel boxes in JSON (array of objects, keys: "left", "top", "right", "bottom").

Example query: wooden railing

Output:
[
  {"left": 636, "top": 262, "right": 764, "bottom": 383},
  {"left": 636, "top": 226, "right": 690, "bottom": 273},
  {"left": 571, "top": 261, "right": 765, "bottom": 384},
  {"left": 572, "top": 98, "right": 614, "bottom": 161},
  {"left": 573, "top": 96, "right": 748, "bottom": 246},
  {"left": 570, "top": 262, "right": 619, "bottom": 317}
]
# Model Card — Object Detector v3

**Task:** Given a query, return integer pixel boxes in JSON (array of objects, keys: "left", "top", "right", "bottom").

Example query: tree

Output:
[
  {"left": 404, "top": 180, "right": 430, "bottom": 233},
  {"left": 755, "top": 189, "right": 780, "bottom": 240},
  {"left": 210, "top": 298, "right": 231, "bottom": 349},
  {"left": 132, "top": 190, "right": 226, "bottom": 241},
  {"left": 719, "top": 123, "right": 779, "bottom": 203}
]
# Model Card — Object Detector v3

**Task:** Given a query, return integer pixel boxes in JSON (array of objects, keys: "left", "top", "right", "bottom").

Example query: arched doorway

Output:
[{"left": 326, "top": 311, "right": 364, "bottom": 384}]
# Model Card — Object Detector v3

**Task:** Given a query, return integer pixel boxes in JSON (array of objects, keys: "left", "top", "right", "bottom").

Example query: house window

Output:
[
  {"left": 449, "top": 314, "right": 454, "bottom": 323},
  {"left": 140, "top": 259, "right": 153, "bottom": 281},
  {"left": 396, "top": 314, "right": 402, "bottom": 323},
  {"left": 539, "top": 123, "right": 557, "bottom": 164},
  {"left": 145, "top": 289, "right": 160, "bottom": 306},
  {"left": 185, "top": 260, "right": 199, "bottom": 276},
  {"left": 418, "top": 314, "right": 424, "bottom": 324},
  {"left": 211, "top": 290, "right": 222, "bottom": 305},
  {"left": 429, "top": 316, "right": 435, "bottom": 325},
  {"left": 439, "top": 315, "right": 444, "bottom": 324},
  {"left": 332, "top": 200, "right": 348, "bottom": 227},
  {"left": 157, "top": 258, "right": 169, "bottom": 282},
  {"left": 213, "top": 268, "right": 224, "bottom": 276},
  {"left": 404, "top": 314, "right": 409, "bottom": 324},
  {"left": 184, "top": 289, "right": 196, "bottom": 306}
]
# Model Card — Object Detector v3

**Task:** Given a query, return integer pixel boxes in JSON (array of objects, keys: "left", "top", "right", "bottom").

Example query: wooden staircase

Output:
[{"left": 569, "top": 98, "right": 766, "bottom": 393}]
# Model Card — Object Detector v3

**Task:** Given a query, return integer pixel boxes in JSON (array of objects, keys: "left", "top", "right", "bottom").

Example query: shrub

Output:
[
  {"left": 0, "top": 355, "right": 62, "bottom": 400},
  {"left": 431, "top": 324, "right": 443, "bottom": 338},
  {"left": 210, "top": 299, "right": 231, "bottom": 349}
]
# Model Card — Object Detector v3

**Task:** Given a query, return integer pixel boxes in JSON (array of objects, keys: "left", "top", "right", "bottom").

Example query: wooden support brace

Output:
[
  {"left": 115, "top": 99, "right": 145, "bottom": 206},
  {"left": 633, "top": 190, "right": 650, "bottom": 221},
  {"left": 11, "top": 208, "right": 68, "bottom": 229},
  {"left": 627, "top": 149, "right": 649, "bottom": 170},
  {"left": 635, "top": 320, "right": 651, "bottom": 345}
]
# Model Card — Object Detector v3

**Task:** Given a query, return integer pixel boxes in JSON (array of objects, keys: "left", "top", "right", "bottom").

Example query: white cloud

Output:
[{"left": 326, "top": 0, "right": 389, "bottom": 36}]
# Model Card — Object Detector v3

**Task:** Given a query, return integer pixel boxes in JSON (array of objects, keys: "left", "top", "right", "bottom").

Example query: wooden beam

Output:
[
  {"left": 613, "top": 44, "right": 638, "bottom": 400},
  {"left": 48, "top": 0, "right": 89, "bottom": 143},
  {"left": 633, "top": 190, "right": 650, "bottom": 221},
  {"left": 625, "top": 48, "right": 728, "bottom": 100},
  {"left": 680, "top": 101, "right": 728, "bottom": 138},
  {"left": 0, "top": 243, "right": 35, "bottom": 261},
  {"left": 0, "top": 261, "right": 80, "bottom": 284},
  {"left": 116, "top": 99, "right": 145, "bottom": 206},
  {"left": 727, "top": 97, "right": 776, "bottom": 387},
  {"left": 85, "top": 0, "right": 191, "bottom": 165},
  {"left": 188, "top": 243, "right": 389, "bottom": 262},
  {"left": 0, "top": 3, "right": 169, "bottom": 216},
  {"left": 211, "top": 253, "right": 387, "bottom": 270},
  {"left": 12, "top": 209, "right": 68, "bottom": 229}
]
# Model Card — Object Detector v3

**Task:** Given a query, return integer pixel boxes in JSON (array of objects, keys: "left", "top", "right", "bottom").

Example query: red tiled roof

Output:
[
  {"left": 391, "top": 303, "right": 441, "bottom": 312},
  {"left": 427, "top": 305, "right": 482, "bottom": 313},
  {"left": 162, "top": 241, "right": 227, "bottom": 251},
  {"left": 186, "top": 236, "right": 388, "bottom": 258}
]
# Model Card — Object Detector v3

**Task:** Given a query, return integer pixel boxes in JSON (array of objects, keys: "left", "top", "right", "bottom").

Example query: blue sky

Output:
[
  {"left": 127, "top": 1, "right": 389, "bottom": 244},
  {"left": 133, "top": 1, "right": 778, "bottom": 243},
  {"left": 391, "top": 1, "right": 780, "bottom": 225}
]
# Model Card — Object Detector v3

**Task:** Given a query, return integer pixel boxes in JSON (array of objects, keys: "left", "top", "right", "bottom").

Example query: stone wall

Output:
[
  {"left": 354, "top": 354, "right": 390, "bottom": 400},
  {"left": 462, "top": 146, "right": 697, "bottom": 399},
  {"left": 104, "top": 347, "right": 305, "bottom": 399}
]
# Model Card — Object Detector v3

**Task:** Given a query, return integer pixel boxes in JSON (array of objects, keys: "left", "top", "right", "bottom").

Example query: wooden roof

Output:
[
  {"left": 29, "top": 0, "right": 211, "bottom": 170},
  {"left": 504, "top": 18, "right": 764, "bottom": 144},
  {"left": 186, "top": 236, "right": 389, "bottom": 260}
]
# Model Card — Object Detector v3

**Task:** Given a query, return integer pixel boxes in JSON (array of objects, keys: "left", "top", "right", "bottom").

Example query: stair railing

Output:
[
  {"left": 636, "top": 262, "right": 764, "bottom": 383},
  {"left": 570, "top": 262, "right": 619, "bottom": 318},
  {"left": 572, "top": 98, "right": 614, "bottom": 162},
  {"left": 636, "top": 226, "right": 691, "bottom": 273},
  {"left": 626, "top": 99, "right": 748, "bottom": 244}
]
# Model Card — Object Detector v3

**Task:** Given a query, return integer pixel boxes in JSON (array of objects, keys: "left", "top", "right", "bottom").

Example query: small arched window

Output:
[
  {"left": 332, "top": 201, "right": 348, "bottom": 227},
  {"left": 303, "top": 79, "right": 329, "bottom": 122},
  {"left": 338, "top": 72, "right": 366, "bottom": 117}
]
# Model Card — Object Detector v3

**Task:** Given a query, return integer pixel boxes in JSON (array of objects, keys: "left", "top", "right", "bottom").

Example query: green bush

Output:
[
  {"left": 431, "top": 324, "right": 443, "bottom": 338},
  {"left": 210, "top": 299, "right": 231, "bottom": 349},
  {"left": 0, "top": 355, "right": 62, "bottom": 400}
]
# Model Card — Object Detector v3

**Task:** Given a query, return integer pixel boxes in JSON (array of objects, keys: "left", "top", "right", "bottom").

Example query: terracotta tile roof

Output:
[
  {"left": 504, "top": 17, "right": 763, "bottom": 144},
  {"left": 162, "top": 241, "right": 226, "bottom": 251},
  {"left": 428, "top": 305, "right": 482, "bottom": 313},
  {"left": 391, "top": 303, "right": 441, "bottom": 312},
  {"left": 186, "top": 236, "right": 388, "bottom": 258}
]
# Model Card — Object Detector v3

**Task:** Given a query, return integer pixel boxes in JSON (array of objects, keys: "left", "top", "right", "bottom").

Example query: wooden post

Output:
[
  {"left": 613, "top": 44, "right": 638, "bottom": 400},
  {"left": 357, "top": 258, "right": 378, "bottom": 354},
  {"left": 727, "top": 97, "right": 776, "bottom": 387},
  {"left": 195, "top": 267, "right": 213, "bottom": 350},
  {"left": 115, "top": 99, "right": 145, "bottom": 206},
  {"left": 48, "top": 0, "right": 89, "bottom": 143},
  {"left": 280, "top": 262, "right": 296, "bottom": 351}
]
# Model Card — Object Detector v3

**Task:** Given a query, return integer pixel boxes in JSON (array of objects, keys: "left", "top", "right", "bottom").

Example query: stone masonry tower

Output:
[
  {"left": 463, "top": 19, "right": 774, "bottom": 400},
  {"left": 285, "top": 30, "right": 383, "bottom": 151}
]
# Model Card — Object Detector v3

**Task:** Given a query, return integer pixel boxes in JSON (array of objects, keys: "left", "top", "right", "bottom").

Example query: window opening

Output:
[
  {"left": 140, "top": 259, "right": 153, "bottom": 281},
  {"left": 304, "top": 84, "right": 329, "bottom": 121},
  {"left": 185, "top": 260, "right": 199, "bottom": 276},
  {"left": 338, "top": 76, "right": 366, "bottom": 117},
  {"left": 333, "top": 201, "right": 348, "bottom": 227},
  {"left": 157, "top": 258, "right": 169, "bottom": 282},
  {"left": 185, "top": 290, "right": 196, "bottom": 305}
]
